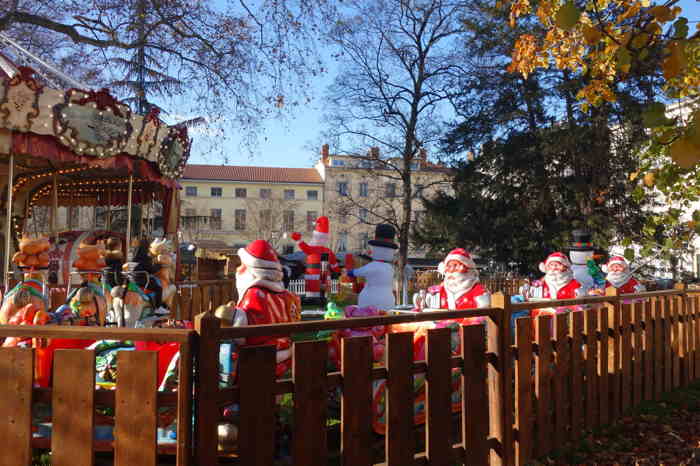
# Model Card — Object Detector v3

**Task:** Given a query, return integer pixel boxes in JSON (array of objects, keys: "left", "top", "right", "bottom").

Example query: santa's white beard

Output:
[
  {"left": 236, "top": 267, "right": 284, "bottom": 303},
  {"left": 544, "top": 269, "right": 574, "bottom": 293},
  {"left": 444, "top": 271, "right": 478, "bottom": 297},
  {"left": 607, "top": 270, "right": 632, "bottom": 288}
]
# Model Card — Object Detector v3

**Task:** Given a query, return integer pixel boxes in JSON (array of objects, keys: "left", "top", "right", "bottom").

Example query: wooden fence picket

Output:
[
  {"left": 426, "top": 328, "right": 454, "bottom": 466},
  {"left": 633, "top": 302, "right": 643, "bottom": 407},
  {"left": 0, "top": 348, "right": 33, "bottom": 466},
  {"left": 653, "top": 297, "right": 664, "bottom": 399},
  {"left": 341, "top": 337, "right": 374, "bottom": 466},
  {"left": 238, "top": 345, "right": 277, "bottom": 466},
  {"left": 584, "top": 307, "right": 599, "bottom": 430},
  {"left": 671, "top": 295, "right": 681, "bottom": 389},
  {"left": 664, "top": 297, "right": 673, "bottom": 391},
  {"left": 681, "top": 294, "right": 690, "bottom": 386},
  {"left": 621, "top": 303, "right": 632, "bottom": 413},
  {"left": 115, "top": 351, "right": 157, "bottom": 466},
  {"left": 386, "top": 332, "right": 414, "bottom": 466},
  {"left": 554, "top": 313, "right": 570, "bottom": 446},
  {"left": 536, "top": 315, "right": 553, "bottom": 457},
  {"left": 599, "top": 308, "right": 610, "bottom": 425},
  {"left": 515, "top": 317, "right": 533, "bottom": 466},
  {"left": 694, "top": 295, "right": 700, "bottom": 379},
  {"left": 462, "top": 324, "right": 489, "bottom": 466},
  {"left": 570, "top": 311, "right": 584, "bottom": 439},
  {"left": 643, "top": 300, "right": 654, "bottom": 401},
  {"left": 52, "top": 350, "right": 95, "bottom": 466},
  {"left": 610, "top": 298, "right": 621, "bottom": 420},
  {"left": 293, "top": 340, "right": 329, "bottom": 466}
]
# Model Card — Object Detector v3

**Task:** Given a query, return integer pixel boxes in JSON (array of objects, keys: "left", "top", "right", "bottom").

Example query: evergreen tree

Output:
[{"left": 414, "top": 1, "right": 660, "bottom": 274}]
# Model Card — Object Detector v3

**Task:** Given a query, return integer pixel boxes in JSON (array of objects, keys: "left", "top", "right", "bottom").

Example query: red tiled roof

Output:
[{"left": 182, "top": 164, "right": 323, "bottom": 184}]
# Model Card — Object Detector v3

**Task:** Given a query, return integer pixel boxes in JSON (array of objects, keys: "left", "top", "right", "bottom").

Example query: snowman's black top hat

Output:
[{"left": 368, "top": 224, "right": 398, "bottom": 249}]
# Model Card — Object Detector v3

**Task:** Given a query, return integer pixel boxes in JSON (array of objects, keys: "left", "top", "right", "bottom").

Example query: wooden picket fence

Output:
[
  {"left": 173, "top": 279, "right": 235, "bottom": 320},
  {"left": 0, "top": 326, "right": 195, "bottom": 466},
  {"left": 0, "top": 286, "right": 698, "bottom": 465}
]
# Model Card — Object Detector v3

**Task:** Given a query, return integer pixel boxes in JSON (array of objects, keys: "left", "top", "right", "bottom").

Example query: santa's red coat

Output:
[
  {"left": 238, "top": 286, "right": 298, "bottom": 376},
  {"left": 540, "top": 278, "right": 583, "bottom": 300},
  {"left": 605, "top": 277, "right": 645, "bottom": 294},
  {"left": 436, "top": 283, "right": 490, "bottom": 311}
]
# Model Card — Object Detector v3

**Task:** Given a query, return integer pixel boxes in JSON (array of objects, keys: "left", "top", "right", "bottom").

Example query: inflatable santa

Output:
[
  {"left": 291, "top": 216, "right": 340, "bottom": 301},
  {"left": 602, "top": 255, "right": 646, "bottom": 294},
  {"left": 416, "top": 248, "right": 491, "bottom": 312},
  {"left": 221, "top": 239, "right": 300, "bottom": 377},
  {"left": 530, "top": 252, "right": 585, "bottom": 300},
  {"left": 347, "top": 224, "right": 398, "bottom": 310}
]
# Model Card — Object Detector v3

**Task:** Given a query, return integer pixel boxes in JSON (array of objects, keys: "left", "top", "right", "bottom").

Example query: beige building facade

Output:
[
  {"left": 314, "top": 145, "right": 452, "bottom": 257},
  {"left": 179, "top": 165, "right": 325, "bottom": 255}
]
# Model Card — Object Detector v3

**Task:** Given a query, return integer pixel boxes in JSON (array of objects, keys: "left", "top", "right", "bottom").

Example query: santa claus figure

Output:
[
  {"left": 221, "top": 240, "right": 300, "bottom": 377},
  {"left": 422, "top": 248, "right": 491, "bottom": 312},
  {"left": 531, "top": 252, "right": 585, "bottom": 300},
  {"left": 602, "top": 255, "right": 646, "bottom": 294},
  {"left": 291, "top": 216, "right": 340, "bottom": 302}
]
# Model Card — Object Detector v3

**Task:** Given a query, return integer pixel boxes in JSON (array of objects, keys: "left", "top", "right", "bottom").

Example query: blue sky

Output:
[{"left": 186, "top": 0, "right": 700, "bottom": 170}]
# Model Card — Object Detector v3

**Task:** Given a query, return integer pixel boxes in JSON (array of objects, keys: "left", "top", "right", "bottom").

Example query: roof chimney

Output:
[
  {"left": 369, "top": 146, "right": 380, "bottom": 159},
  {"left": 419, "top": 148, "right": 427, "bottom": 161},
  {"left": 321, "top": 144, "right": 330, "bottom": 166}
]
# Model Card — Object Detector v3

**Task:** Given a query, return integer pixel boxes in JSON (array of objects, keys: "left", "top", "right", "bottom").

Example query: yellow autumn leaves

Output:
[{"left": 507, "top": 0, "right": 700, "bottom": 167}]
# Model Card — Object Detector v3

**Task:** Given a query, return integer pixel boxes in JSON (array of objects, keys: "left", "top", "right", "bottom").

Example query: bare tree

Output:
[
  {"left": 323, "top": 0, "right": 467, "bottom": 293},
  {"left": 238, "top": 197, "right": 307, "bottom": 251},
  {"left": 0, "top": 0, "right": 336, "bottom": 157}
]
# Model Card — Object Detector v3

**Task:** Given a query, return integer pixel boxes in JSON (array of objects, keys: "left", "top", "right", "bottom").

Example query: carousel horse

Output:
[
  {"left": 53, "top": 243, "right": 107, "bottom": 326},
  {"left": 108, "top": 238, "right": 168, "bottom": 327},
  {"left": 149, "top": 238, "right": 177, "bottom": 310},
  {"left": 0, "top": 237, "right": 50, "bottom": 325}
]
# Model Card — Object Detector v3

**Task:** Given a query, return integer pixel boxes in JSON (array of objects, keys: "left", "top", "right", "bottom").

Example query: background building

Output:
[
  {"left": 314, "top": 144, "right": 452, "bottom": 258},
  {"left": 179, "top": 165, "right": 325, "bottom": 254}
]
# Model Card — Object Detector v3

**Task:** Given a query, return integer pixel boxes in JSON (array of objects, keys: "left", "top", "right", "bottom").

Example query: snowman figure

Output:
[
  {"left": 347, "top": 224, "right": 398, "bottom": 310},
  {"left": 568, "top": 229, "right": 600, "bottom": 295}
]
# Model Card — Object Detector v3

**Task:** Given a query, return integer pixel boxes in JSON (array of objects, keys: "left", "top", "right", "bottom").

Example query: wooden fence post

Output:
[
  {"left": 490, "top": 292, "right": 513, "bottom": 466},
  {"left": 605, "top": 287, "right": 621, "bottom": 421},
  {"left": 194, "top": 311, "right": 221, "bottom": 466}
]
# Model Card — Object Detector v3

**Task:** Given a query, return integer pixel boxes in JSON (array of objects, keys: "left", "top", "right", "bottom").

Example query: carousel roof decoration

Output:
[
  {"left": 53, "top": 87, "right": 133, "bottom": 158},
  {"left": 0, "top": 60, "right": 191, "bottom": 181},
  {"left": 0, "top": 66, "right": 43, "bottom": 132}
]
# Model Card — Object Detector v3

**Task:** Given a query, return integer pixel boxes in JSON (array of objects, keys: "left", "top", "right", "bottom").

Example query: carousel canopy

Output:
[{"left": 0, "top": 63, "right": 191, "bottom": 184}]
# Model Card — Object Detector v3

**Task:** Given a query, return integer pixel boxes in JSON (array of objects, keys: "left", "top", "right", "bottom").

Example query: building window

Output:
[
  {"left": 210, "top": 209, "right": 222, "bottom": 230},
  {"left": 337, "top": 182, "right": 348, "bottom": 196},
  {"left": 210, "top": 187, "right": 222, "bottom": 197},
  {"left": 332, "top": 159, "right": 345, "bottom": 167},
  {"left": 338, "top": 206, "right": 348, "bottom": 224},
  {"left": 235, "top": 188, "right": 247, "bottom": 198},
  {"left": 307, "top": 211, "right": 318, "bottom": 232},
  {"left": 414, "top": 210, "right": 425, "bottom": 225},
  {"left": 235, "top": 209, "right": 246, "bottom": 231},
  {"left": 260, "top": 210, "right": 272, "bottom": 229},
  {"left": 385, "top": 183, "right": 396, "bottom": 198},
  {"left": 359, "top": 232, "right": 369, "bottom": 251},
  {"left": 410, "top": 161, "right": 419, "bottom": 170},
  {"left": 359, "top": 182, "right": 368, "bottom": 197},
  {"left": 185, "top": 186, "right": 197, "bottom": 197},
  {"left": 283, "top": 210, "right": 295, "bottom": 231},
  {"left": 359, "top": 208, "right": 368, "bottom": 222},
  {"left": 260, "top": 188, "right": 272, "bottom": 199},
  {"left": 337, "top": 231, "right": 348, "bottom": 252},
  {"left": 307, "top": 190, "right": 318, "bottom": 201},
  {"left": 360, "top": 159, "right": 371, "bottom": 168},
  {"left": 414, "top": 184, "right": 424, "bottom": 198},
  {"left": 284, "top": 189, "right": 295, "bottom": 200}
]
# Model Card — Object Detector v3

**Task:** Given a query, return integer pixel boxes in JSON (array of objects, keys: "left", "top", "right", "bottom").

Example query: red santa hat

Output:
[
  {"left": 601, "top": 255, "right": 628, "bottom": 274},
  {"left": 237, "top": 239, "right": 282, "bottom": 272},
  {"left": 438, "top": 248, "right": 476, "bottom": 274},
  {"left": 311, "top": 216, "right": 330, "bottom": 244},
  {"left": 539, "top": 252, "right": 571, "bottom": 273}
]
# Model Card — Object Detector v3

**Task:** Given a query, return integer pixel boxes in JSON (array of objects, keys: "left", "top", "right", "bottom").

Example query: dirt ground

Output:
[{"left": 535, "top": 380, "right": 700, "bottom": 465}]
